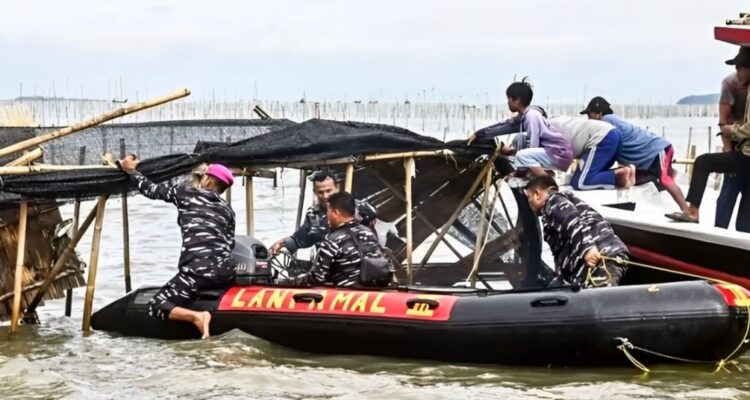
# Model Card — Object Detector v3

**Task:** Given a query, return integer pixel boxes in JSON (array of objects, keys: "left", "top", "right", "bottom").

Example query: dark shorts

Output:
[{"left": 148, "top": 268, "right": 234, "bottom": 320}]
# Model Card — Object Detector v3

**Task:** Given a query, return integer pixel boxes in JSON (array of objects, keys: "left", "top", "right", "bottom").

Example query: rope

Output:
[
  {"left": 601, "top": 255, "right": 750, "bottom": 373},
  {"left": 615, "top": 338, "right": 651, "bottom": 373}
]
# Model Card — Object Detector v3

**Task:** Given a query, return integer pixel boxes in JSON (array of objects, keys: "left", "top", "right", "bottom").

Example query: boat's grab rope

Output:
[{"left": 599, "top": 255, "right": 750, "bottom": 374}]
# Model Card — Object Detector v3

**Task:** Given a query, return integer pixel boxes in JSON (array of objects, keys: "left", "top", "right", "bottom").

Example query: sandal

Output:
[{"left": 664, "top": 211, "right": 699, "bottom": 224}]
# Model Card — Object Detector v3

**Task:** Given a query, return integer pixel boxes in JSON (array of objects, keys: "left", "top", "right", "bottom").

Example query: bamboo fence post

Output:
[
  {"left": 26, "top": 199, "right": 104, "bottom": 315},
  {"left": 5, "top": 148, "right": 43, "bottom": 166},
  {"left": 295, "top": 170, "right": 306, "bottom": 230},
  {"left": 687, "top": 144, "right": 697, "bottom": 180},
  {"left": 685, "top": 127, "right": 695, "bottom": 173},
  {"left": 245, "top": 173, "right": 254, "bottom": 237},
  {"left": 708, "top": 126, "right": 712, "bottom": 152},
  {"left": 469, "top": 170, "right": 494, "bottom": 288},
  {"left": 82, "top": 196, "right": 107, "bottom": 332},
  {"left": 418, "top": 154, "right": 498, "bottom": 269},
  {"left": 344, "top": 163, "right": 354, "bottom": 192},
  {"left": 66, "top": 146, "right": 86, "bottom": 316},
  {"left": 9, "top": 199, "right": 28, "bottom": 334},
  {"left": 0, "top": 89, "right": 190, "bottom": 159},
  {"left": 404, "top": 157, "right": 415, "bottom": 285},
  {"left": 120, "top": 139, "right": 132, "bottom": 293}
]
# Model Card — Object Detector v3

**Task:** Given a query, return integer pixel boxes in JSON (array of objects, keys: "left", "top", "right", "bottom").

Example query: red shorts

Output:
[{"left": 647, "top": 145, "right": 675, "bottom": 188}]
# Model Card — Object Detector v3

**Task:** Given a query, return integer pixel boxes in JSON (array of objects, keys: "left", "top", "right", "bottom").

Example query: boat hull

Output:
[{"left": 91, "top": 281, "right": 750, "bottom": 366}]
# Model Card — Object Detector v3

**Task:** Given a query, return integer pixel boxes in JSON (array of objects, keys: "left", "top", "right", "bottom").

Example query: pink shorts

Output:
[{"left": 653, "top": 145, "right": 675, "bottom": 187}]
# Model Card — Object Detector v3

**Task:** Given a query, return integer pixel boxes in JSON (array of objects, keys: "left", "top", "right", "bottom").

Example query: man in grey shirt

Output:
[{"left": 716, "top": 47, "right": 750, "bottom": 232}]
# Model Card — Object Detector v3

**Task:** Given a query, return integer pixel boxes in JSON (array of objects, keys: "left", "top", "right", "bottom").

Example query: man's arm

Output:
[
  {"left": 280, "top": 238, "right": 337, "bottom": 286},
  {"left": 523, "top": 110, "right": 546, "bottom": 148},
  {"left": 119, "top": 155, "right": 182, "bottom": 206},
  {"left": 468, "top": 116, "right": 521, "bottom": 144}
]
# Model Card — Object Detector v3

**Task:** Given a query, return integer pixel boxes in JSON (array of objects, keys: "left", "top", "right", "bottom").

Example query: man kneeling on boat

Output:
[
  {"left": 119, "top": 156, "right": 236, "bottom": 338},
  {"left": 277, "top": 191, "right": 391, "bottom": 287},
  {"left": 269, "top": 171, "right": 377, "bottom": 255},
  {"left": 525, "top": 175, "right": 629, "bottom": 288}
]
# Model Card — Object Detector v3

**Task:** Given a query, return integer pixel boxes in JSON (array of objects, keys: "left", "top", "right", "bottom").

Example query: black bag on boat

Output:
[{"left": 350, "top": 229, "right": 393, "bottom": 287}]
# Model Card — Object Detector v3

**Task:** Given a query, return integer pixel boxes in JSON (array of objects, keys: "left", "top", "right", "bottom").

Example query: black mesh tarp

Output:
[{"left": 0, "top": 119, "right": 498, "bottom": 200}]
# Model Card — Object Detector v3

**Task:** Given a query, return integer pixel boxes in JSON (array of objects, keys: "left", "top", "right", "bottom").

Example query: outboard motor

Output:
[{"left": 232, "top": 236, "right": 273, "bottom": 284}]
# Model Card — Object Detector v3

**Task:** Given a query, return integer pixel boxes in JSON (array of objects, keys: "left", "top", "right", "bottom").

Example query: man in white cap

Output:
[{"left": 119, "top": 156, "right": 236, "bottom": 338}]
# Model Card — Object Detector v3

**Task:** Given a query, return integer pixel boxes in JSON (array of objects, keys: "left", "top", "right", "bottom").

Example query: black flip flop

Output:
[{"left": 664, "top": 212, "right": 699, "bottom": 224}]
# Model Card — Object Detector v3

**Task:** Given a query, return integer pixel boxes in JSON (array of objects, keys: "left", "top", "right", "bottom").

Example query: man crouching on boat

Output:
[
  {"left": 524, "top": 175, "right": 629, "bottom": 288},
  {"left": 119, "top": 155, "right": 236, "bottom": 338},
  {"left": 277, "top": 191, "right": 388, "bottom": 287}
]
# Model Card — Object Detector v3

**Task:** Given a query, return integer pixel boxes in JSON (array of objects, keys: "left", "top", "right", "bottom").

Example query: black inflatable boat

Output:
[{"left": 92, "top": 279, "right": 750, "bottom": 366}]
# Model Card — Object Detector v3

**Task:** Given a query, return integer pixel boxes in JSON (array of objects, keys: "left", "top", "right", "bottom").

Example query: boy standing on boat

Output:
[
  {"left": 468, "top": 79, "right": 573, "bottom": 177},
  {"left": 269, "top": 171, "right": 377, "bottom": 255},
  {"left": 119, "top": 156, "right": 236, "bottom": 339},
  {"left": 277, "top": 191, "right": 387, "bottom": 287},
  {"left": 524, "top": 175, "right": 629, "bottom": 287}
]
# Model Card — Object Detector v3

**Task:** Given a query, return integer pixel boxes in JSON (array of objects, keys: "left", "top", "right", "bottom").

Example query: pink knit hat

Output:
[{"left": 206, "top": 163, "right": 234, "bottom": 186}]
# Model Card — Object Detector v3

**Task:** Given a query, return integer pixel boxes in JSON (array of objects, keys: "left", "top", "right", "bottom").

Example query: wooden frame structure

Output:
[{"left": 1, "top": 88, "right": 503, "bottom": 335}]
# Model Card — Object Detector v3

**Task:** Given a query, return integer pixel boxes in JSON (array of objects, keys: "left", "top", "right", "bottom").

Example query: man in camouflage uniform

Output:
[
  {"left": 524, "top": 175, "right": 629, "bottom": 287},
  {"left": 270, "top": 171, "right": 377, "bottom": 254},
  {"left": 120, "top": 156, "right": 236, "bottom": 338},
  {"left": 278, "top": 191, "right": 386, "bottom": 287}
]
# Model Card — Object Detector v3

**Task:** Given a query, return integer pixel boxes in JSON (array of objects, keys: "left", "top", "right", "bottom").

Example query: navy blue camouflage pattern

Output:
[
  {"left": 284, "top": 199, "right": 377, "bottom": 252},
  {"left": 541, "top": 191, "right": 628, "bottom": 287},
  {"left": 281, "top": 220, "right": 383, "bottom": 287},
  {"left": 129, "top": 172, "right": 236, "bottom": 319}
]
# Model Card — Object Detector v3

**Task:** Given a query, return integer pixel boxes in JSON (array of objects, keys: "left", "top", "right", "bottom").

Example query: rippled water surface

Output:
[{"left": 1, "top": 118, "right": 749, "bottom": 399}]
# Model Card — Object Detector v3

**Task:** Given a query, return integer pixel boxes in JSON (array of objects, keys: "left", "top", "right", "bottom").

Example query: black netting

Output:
[{"left": 0, "top": 119, "right": 499, "bottom": 201}]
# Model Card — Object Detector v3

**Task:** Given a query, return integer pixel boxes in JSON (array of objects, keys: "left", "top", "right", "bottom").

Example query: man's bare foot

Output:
[
  {"left": 614, "top": 167, "right": 629, "bottom": 188},
  {"left": 626, "top": 165, "right": 636, "bottom": 188},
  {"left": 195, "top": 311, "right": 212, "bottom": 339}
]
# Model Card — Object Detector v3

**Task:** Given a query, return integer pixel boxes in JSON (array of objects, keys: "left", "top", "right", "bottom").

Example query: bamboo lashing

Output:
[
  {"left": 344, "top": 163, "right": 354, "bottom": 192},
  {"left": 404, "top": 157, "right": 415, "bottom": 284},
  {"left": 82, "top": 196, "right": 107, "bottom": 332},
  {"left": 9, "top": 199, "right": 28, "bottom": 334},
  {"left": 0, "top": 89, "right": 191, "bottom": 159},
  {"left": 418, "top": 153, "right": 498, "bottom": 269},
  {"left": 5, "top": 148, "right": 43, "bottom": 166},
  {"left": 26, "top": 198, "right": 106, "bottom": 315}
]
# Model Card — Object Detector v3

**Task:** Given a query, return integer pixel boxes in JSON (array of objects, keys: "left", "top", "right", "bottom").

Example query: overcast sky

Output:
[{"left": 0, "top": 0, "right": 747, "bottom": 104}]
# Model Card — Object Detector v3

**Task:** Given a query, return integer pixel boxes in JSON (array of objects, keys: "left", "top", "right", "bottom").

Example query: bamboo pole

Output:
[
  {"left": 0, "top": 164, "right": 115, "bottom": 175},
  {"left": 370, "top": 170, "right": 465, "bottom": 262},
  {"left": 295, "top": 170, "right": 306, "bottom": 231},
  {"left": 66, "top": 146, "right": 86, "bottom": 316},
  {"left": 0, "top": 89, "right": 191, "bottom": 159},
  {"left": 9, "top": 199, "right": 28, "bottom": 334},
  {"left": 404, "top": 157, "right": 415, "bottom": 285},
  {"left": 26, "top": 199, "right": 104, "bottom": 315},
  {"left": 418, "top": 154, "right": 498, "bottom": 269},
  {"left": 687, "top": 144, "right": 697, "bottom": 180},
  {"left": 469, "top": 170, "right": 494, "bottom": 288},
  {"left": 245, "top": 175, "right": 254, "bottom": 236},
  {"left": 120, "top": 139, "right": 132, "bottom": 293},
  {"left": 5, "top": 148, "right": 43, "bottom": 166},
  {"left": 344, "top": 163, "right": 354, "bottom": 192},
  {"left": 685, "top": 127, "right": 693, "bottom": 173},
  {"left": 82, "top": 196, "right": 107, "bottom": 332}
]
